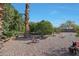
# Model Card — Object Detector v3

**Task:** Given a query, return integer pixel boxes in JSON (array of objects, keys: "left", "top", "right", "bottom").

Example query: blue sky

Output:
[{"left": 12, "top": 3, "right": 79, "bottom": 27}]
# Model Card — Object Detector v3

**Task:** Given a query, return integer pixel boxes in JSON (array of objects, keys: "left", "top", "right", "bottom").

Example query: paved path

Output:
[{"left": 0, "top": 32, "right": 79, "bottom": 56}]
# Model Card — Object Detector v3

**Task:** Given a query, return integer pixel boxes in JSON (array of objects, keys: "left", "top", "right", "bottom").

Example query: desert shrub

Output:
[
  {"left": 30, "top": 20, "right": 53, "bottom": 35},
  {"left": 75, "top": 33, "right": 79, "bottom": 37},
  {"left": 3, "top": 4, "right": 23, "bottom": 37}
]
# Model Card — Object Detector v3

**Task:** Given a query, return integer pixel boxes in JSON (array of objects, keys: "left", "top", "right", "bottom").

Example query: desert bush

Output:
[
  {"left": 30, "top": 20, "right": 53, "bottom": 35},
  {"left": 3, "top": 4, "right": 23, "bottom": 37}
]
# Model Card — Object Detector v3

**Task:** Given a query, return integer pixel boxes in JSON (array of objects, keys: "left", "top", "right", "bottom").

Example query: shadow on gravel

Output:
[
  {"left": 26, "top": 41, "right": 39, "bottom": 45},
  {"left": 44, "top": 48, "right": 78, "bottom": 56},
  {"left": 15, "top": 35, "right": 48, "bottom": 41},
  {"left": 15, "top": 37, "right": 32, "bottom": 41}
]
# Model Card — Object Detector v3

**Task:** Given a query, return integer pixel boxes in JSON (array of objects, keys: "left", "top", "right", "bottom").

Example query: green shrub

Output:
[
  {"left": 75, "top": 33, "right": 79, "bottom": 37},
  {"left": 3, "top": 4, "right": 23, "bottom": 37},
  {"left": 3, "top": 31, "right": 13, "bottom": 37},
  {"left": 30, "top": 20, "right": 53, "bottom": 35}
]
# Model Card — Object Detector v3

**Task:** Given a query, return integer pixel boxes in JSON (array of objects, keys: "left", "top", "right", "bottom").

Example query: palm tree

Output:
[
  {"left": 0, "top": 3, "right": 4, "bottom": 37},
  {"left": 25, "top": 3, "right": 30, "bottom": 35}
]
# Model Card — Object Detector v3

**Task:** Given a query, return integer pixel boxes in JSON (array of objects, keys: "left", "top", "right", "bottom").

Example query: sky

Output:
[{"left": 12, "top": 3, "right": 79, "bottom": 27}]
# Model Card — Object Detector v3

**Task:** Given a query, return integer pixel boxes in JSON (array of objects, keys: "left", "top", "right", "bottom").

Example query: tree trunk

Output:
[
  {"left": 0, "top": 3, "right": 4, "bottom": 39},
  {"left": 25, "top": 3, "right": 30, "bottom": 36}
]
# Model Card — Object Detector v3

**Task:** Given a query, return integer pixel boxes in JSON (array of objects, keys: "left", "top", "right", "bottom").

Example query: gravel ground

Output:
[{"left": 0, "top": 32, "right": 79, "bottom": 56}]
